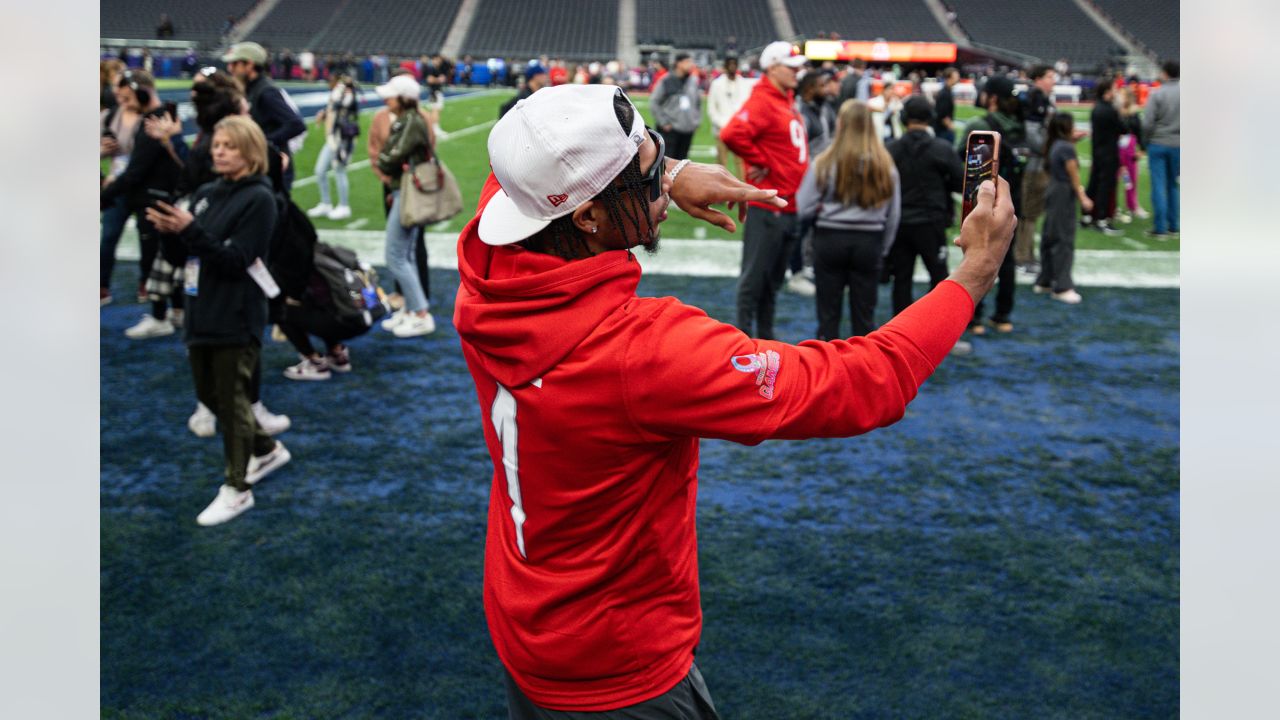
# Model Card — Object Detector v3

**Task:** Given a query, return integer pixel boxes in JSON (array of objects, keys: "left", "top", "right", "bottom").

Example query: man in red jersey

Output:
[
  {"left": 719, "top": 41, "right": 811, "bottom": 340},
  {"left": 454, "top": 84, "right": 1015, "bottom": 717}
]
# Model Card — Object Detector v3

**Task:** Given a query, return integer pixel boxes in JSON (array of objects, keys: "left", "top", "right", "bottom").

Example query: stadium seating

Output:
[
  {"left": 635, "top": 0, "right": 777, "bottom": 52},
  {"left": 1089, "top": 0, "right": 1179, "bottom": 62},
  {"left": 100, "top": 0, "right": 257, "bottom": 45},
  {"left": 463, "top": 0, "right": 618, "bottom": 60},
  {"left": 946, "top": 0, "right": 1125, "bottom": 69},
  {"left": 785, "top": 0, "right": 951, "bottom": 43},
  {"left": 244, "top": 0, "right": 345, "bottom": 53}
]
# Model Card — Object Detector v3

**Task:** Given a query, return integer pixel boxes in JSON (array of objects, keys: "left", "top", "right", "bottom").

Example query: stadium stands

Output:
[
  {"left": 246, "top": 0, "right": 345, "bottom": 53},
  {"left": 463, "top": 0, "right": 617, "bottom": 60},
  {"left": 306, "top": 0, "right": 463, "bottom": 56},
  {"left": 785, "top": 0, "right": 950, "bottom": 43},
  {"left": 635, "top": 0, "right": 777, "bottom": 52},
  {"left": 1089, "top": 0, "right": 1179, "bottom": 62},
  {"left": 100, "top": 0, "right": 256, "bottom": 45},
  {"left": 946, "top": 0, "right": 1124, "bottom": 68}
]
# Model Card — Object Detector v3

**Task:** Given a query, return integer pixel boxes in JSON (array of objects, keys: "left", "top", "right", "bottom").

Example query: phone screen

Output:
[{"left": 961, "top": 131, "right": 1000, "bottom": 221}]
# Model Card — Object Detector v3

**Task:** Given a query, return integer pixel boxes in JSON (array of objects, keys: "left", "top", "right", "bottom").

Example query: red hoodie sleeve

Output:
[
  {"left": 622, "top": 280, "right": 974, "bottom": 444},
  {"left": 718, "top": 100, "right": 770, "bottom": 169}
]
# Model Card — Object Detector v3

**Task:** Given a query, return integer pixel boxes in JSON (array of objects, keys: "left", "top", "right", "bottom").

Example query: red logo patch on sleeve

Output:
[{"left": 546, "top": 193, "right": 569, "bottom": 207}]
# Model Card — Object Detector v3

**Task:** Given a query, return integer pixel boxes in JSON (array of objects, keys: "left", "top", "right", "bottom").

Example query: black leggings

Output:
[{"left": 812, "top": 227, "right": 883, "bottom": 339}]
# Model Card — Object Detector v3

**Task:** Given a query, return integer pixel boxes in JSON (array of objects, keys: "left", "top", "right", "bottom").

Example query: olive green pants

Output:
[{"left": 188, "top": 343, "right": 274, "bottom": 491}]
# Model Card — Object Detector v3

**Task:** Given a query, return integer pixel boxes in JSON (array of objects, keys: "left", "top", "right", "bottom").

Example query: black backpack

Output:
[{"left": 311, "top": 242, "right": 389, "bottom": 327}]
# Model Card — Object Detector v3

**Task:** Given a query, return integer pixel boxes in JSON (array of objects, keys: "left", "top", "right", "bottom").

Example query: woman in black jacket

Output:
[
  {"left": 144, "top": 72, "right": 292, "bottom": 439},
  {"left": 146, "top": 116, "right": 291, "bottom": 526}
]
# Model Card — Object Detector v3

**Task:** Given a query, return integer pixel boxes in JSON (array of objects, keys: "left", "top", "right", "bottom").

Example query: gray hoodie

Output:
[
  {"left": 1142, "top": 80, "right": 1179, "bottom": 147},
  {"left": 650, "top": 72, "right": 702, "bottom": 134},
  {"left": 796, "top": 162, "right": 901, "bottom": 256}
]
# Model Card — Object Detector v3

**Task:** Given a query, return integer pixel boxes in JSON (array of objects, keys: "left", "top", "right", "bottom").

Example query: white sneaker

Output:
[
  {"left": 187, "top": 402, "right": 217, "bottom": 438},
  {"left": 306, "top": 203, "right": 333, "bottom": 218},
  {"left": 786, "top": 273, "right": 816, "bottom": 297},
  {"left": 283, "top": 355, "right": 331, "bottom": 381},
  {"left": 124, "top": 314, "right": 176, "bottom": 339},
  {"left": 949, "top": 339, "right": 974, "bottom": 356},
  {"left": 252, "top": 401, "right": 291, "bottom": 435},
  {"left": 196, "top": 485, "right": 254, "bottom": 526},
  {"left": 167, "top": 308, "right": 184, "bottom": 328},
  {"left": 380, "top": 308, "right": 407, "bottom": 331},
  {"left": 246, "top": 441, "right": 291, "bottom": 485},
  {"left": 393, "top": 313, "right": 437, "bottom": 338},
  {"left": 327, "top": 205, "right": 352, "bottom": 220},
  {"left": 1051, "top": 289, "right": 1083, "bottom": 304}
]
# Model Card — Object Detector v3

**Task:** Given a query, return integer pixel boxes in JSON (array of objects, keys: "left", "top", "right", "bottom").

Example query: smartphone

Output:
[
  {"left": 146, "top": 188, "right": 175, "bottom": 205},
  {"left": 164, "top": 101, "right": 179, "bottom": 120},
  {"left": 961, "top": 131, "right": 1000, "bottom": 222}
]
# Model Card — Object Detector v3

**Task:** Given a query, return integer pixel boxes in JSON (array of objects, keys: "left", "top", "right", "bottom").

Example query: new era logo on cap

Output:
[{"left": 478, "top": 85, "right": 647, "bottom": 246}]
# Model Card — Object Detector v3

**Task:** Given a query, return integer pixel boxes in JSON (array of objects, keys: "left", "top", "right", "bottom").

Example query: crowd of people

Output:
[
  {"left": 100, "top": 38, "right": 1180, "bottom": 522},
  {"left": 99, "top": 43, "right": 456, "bottom": 524},
  {"left": 99, "top": 24, "right": 1181, "bottom": 714}
]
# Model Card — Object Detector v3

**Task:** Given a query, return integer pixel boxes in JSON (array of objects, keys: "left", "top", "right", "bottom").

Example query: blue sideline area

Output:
[{"left": 101, "top": 266, "right": 1178, "bottom": 717}]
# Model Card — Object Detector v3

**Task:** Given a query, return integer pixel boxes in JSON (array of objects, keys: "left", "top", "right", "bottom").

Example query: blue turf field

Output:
[{"left": 101, "top": 265, "right": 1177, "bottom": 718}]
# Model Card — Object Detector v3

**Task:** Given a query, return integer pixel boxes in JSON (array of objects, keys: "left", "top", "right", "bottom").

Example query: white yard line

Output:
[
  {"left": 112, "top": 229, "right": 1177, "bottom": 288},
  {"left": 345, "top": 218, "right": 368, "bottom": 230}
]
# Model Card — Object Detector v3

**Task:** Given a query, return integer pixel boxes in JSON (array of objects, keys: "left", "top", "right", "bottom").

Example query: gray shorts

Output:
[{"left": 504, "top": 662, "right": 720, "bottom": 720}]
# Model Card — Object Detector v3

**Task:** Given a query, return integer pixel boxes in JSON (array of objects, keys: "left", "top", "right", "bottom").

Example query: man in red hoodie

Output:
[
  {"left": 720, "top": 41, "right": 811, "bottom": 340},
  {"left": 454, "top": 84, "right": 1015, "bottom": 717}
]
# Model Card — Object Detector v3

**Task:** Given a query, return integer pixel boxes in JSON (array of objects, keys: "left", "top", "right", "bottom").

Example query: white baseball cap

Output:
[
  {"left": 376, "top": 74, "right": 421, "bottom": 100},
  {"left": 759, "top": 41, "right": 808, "bottom": 69},
  {"left": 479, "top": 84, "right": 647, "bottom": 246}
]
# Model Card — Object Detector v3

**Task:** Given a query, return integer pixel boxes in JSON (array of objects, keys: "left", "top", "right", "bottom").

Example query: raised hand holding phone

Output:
[
  {"left": 950, "top": 177, "right": 1017, "bottom": 305},
  {"left": 960, "top": 131, "right": 1000, "bottom": 222}
]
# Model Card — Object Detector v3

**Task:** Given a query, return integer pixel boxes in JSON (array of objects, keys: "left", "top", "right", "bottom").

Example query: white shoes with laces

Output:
[
  {"left": 124, "top": 314, "right": 175, "bottom": 339},
  {"left": 197, "top": 485, "right": 254, "bottom": 526}
]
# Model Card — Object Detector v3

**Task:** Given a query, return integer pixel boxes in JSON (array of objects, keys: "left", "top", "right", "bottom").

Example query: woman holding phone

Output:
[
  {"left": 795, "top": 99, "right": 901, "bottom": 339},
  {"left": 146, "top": 116, "right": 291, "bottom": 526},
  {"left": 1035, "top": 113, "right": 1093, "bottom": 304}
]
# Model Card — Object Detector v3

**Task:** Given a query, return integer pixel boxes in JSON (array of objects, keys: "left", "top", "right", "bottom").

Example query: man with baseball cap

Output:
[
  {"left": 720, "top": 41, "right": 809, "bottom": 340},
  {"left": 498, "top": 61, "right": 549, "bottom": 119},
  {"left": 223, "top": 42, "right": 305, "bottom": 189},
  {"left": 454, "top": 83, "right": 1017, "bottom": 715}
]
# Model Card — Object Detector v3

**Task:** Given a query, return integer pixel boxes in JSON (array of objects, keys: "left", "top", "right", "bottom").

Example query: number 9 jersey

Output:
[{"left": 718, "top": 78, "right": 810, "bottom": 215}]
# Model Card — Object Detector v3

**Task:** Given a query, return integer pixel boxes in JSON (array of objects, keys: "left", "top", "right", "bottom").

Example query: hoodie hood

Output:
[{"left": 453, "top": 174, "right": 642, "bottom": 388}]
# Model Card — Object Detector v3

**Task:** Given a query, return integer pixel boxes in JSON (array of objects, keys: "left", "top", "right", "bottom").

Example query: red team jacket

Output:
[
  {"left": 719, "top": 77, "right": 809, "bottom": 213},
  {"left": 454, "top": 174, "right": 975, "bottom": 710}
]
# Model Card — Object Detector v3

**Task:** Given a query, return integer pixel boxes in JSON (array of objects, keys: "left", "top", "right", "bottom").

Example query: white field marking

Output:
[
  {"left": 292, "top": 117, "right": 497, "bottom": 188},
  {"left": 111, "top": 228, "right": 1178, "bottom": 287},
  {"left": 345, "top": 218, "right": 368, "bottom": 230}
]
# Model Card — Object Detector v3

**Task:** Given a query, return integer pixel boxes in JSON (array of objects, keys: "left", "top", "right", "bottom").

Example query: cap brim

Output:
[
  {"left": 221, "top": 53, "right": 241, "bottom": 63},
  {"left": 375, "top": 85, "right": 395, "bottom": 99},
  {"left": 781, "top": 55, "right": 808, "bottom": 68},
  {"left": 478, "top": 188, "right": 553, "bottom": 246}
]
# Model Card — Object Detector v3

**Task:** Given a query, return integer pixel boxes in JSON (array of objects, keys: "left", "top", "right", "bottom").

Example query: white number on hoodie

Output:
[
  {"left": 790, "top": 119, "right": 808, "bottom": 164},
  {"left": 491, "top": 384, "right": 527, "bottom": 558}
]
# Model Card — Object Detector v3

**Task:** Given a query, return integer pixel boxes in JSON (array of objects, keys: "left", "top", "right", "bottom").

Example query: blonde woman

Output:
[
  {"left": 795, "top": 99, "right": 900, "bottom": 339},
  {"left": 146, "top": 116, "right": 291, "bottom": 526}
]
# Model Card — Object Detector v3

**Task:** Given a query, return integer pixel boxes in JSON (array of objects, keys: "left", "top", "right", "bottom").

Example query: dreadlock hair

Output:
[{"left": 521, "top": 89, "right": 657, "bottom": 260}]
